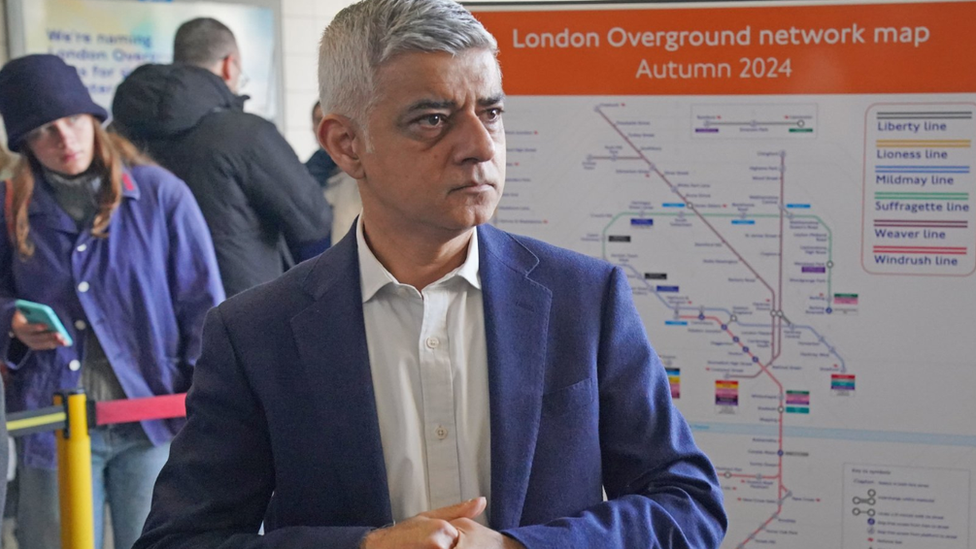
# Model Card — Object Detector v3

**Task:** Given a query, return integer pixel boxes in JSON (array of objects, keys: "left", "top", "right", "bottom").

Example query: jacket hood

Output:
[{"left": 112, "top": 64, "right": 246, "bottom": 139}]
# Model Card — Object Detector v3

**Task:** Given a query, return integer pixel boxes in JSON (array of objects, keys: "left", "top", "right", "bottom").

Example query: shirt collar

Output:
[
  {"left": 357, "top": 215, "right": 397, "bottom": 303},
  {"left": 356, "top": 215, "right": 482, "bottom": 304}
]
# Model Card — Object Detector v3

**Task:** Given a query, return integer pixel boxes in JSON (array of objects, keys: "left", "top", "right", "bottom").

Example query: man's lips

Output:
[{"left": 451, "top": 181, "right": 496, "bottom": 192}]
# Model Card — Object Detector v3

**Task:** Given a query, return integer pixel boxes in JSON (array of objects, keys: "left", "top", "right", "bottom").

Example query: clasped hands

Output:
[{"left": 360, "top": 497, "right": 524, "bottom": 549}]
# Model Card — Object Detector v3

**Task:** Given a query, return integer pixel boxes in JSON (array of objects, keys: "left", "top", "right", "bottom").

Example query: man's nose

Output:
[{"left": 453, "top": 111, "right": 496, "bottom": 164}]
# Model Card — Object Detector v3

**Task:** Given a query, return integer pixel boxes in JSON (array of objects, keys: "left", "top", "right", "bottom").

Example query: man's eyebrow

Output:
[
  {"left": 403, "top": 94, "right": 505, "bottom": 114},
  {"left": 404, "top": 99, "right": 457, "bottom": 113},
  {"left": 480, "top": 93, "right": 506, "bottom": 106}
]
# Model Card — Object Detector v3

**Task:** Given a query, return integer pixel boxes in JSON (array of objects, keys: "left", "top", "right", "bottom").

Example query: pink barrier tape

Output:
[{"left": 94, "top": 394, "right": 187, "bottom": 426}]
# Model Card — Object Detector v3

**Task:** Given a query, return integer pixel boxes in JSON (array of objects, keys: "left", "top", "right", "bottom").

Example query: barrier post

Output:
[{"left": 55, "top": 389, "right": 95, "bottom": 549}]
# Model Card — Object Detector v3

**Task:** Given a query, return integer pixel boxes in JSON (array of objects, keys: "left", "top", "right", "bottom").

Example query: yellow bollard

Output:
[
  {"left": 55, "top": 390, "right": 95, "bottom": 549},
  {"left": 55, "top": 394, "right": 70, "bottom": 547}
]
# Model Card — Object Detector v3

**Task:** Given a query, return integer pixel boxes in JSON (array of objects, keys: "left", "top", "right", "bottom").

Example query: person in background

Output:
[
  {"left": 0, "top": 54, "right": 224, "bottom": 549},
  {"left": 112, "top": 18, "right": 332, "bottom": 298},
  {"left": 133, "top": 0, "right": 727, "bottom": 547},
  {"left": 305, "top": 101, "right": 339, "bottom": 186},
  {"left": 306, "top": 100, "right": 362, "bottom": 244}
]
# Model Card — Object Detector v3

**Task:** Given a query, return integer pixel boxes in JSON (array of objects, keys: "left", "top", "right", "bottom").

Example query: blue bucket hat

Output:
[{"left": 0, "top": 54, "right": 108, "bottom": 152}]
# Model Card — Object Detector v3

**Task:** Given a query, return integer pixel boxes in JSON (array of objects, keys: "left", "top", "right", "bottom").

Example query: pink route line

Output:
[
  {"left": 682, "top": 315, "right": 790, "bottom": 547},
  {"left": 679, "top": 315, "right": 783, "bottom": 390},
  {"left": 596, "top": 103, "right": 790, "bottom": 548}
]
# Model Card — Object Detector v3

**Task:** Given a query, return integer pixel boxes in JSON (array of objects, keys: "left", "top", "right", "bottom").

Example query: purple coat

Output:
[{"left": 0, "top": 164, "right": 224, "bottom": 469}]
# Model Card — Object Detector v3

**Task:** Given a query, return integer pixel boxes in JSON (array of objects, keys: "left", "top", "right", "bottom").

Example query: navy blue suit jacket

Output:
[{"left": 136, "top": 224, "right": 727, "bottom": 548}]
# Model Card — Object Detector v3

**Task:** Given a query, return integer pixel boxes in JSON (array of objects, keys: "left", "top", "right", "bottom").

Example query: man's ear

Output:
[
  {"left": 319, "top": 114, "right": 366, "bottom": 180},
  {"left": 219, "top": 55, "right": 235, "bottom": 85}
]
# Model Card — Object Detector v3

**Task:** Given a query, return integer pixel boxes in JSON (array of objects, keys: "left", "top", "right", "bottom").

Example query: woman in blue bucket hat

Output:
[{"left": 0, "top": 54, "right": 224, "bottom": 549}]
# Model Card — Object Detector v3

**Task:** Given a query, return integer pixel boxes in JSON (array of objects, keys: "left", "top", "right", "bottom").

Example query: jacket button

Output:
[
  {"left": 68, "top": 360, "right": 81, "bottom": 371},
  {"left": 76, "top": 244, "right": 87, "bottom": 252},
  {"left": 78, "top": 282, "right": 90, "bottom": 293},
  {"left": 74, "top": 320, "right": 87, "bottom": 330}
]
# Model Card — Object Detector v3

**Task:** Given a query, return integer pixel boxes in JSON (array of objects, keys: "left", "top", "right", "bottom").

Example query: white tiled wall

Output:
[
  {"left": 281, "top": 0, "right": 357, "bottom": 160},
  {"left": 0, "top": 0, "right": 8, "bottom": 64}
]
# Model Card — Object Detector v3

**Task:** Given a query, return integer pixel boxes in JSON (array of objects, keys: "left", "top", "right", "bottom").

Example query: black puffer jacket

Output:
[{"left": 112, "top": 64, "right": 331, "bottom": 297}]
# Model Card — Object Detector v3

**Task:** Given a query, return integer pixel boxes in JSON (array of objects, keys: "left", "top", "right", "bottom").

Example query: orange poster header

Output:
[{"left": 472, "top": 1, "right": 976, "bottom": 95}]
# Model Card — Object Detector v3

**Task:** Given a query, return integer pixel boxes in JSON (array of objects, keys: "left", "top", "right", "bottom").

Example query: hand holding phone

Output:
[{"left": 11, "top": 299, "right": 73, "bottom": 349}]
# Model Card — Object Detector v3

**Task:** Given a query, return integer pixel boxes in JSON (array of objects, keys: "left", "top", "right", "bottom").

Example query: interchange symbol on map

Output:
[
  {"left": 692, "top": 104, "right": 818, "bottom": 139},
  {"left": 852, "top": 488, "right": 877, "bottom": 516}
]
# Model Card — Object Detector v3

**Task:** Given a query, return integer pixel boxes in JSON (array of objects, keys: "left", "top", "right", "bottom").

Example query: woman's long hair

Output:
[{"left": 5, "top": 117, "right": 153, "bottom": 257}]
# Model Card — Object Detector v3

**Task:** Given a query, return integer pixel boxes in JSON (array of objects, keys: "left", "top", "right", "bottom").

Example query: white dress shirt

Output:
[{"left": 357, "top": 217, "right": 491, "bottom": 524}]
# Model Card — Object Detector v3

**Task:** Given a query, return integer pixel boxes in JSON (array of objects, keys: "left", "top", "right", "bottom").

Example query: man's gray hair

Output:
[
  {"left": 174, "top": 18, "right": 238, "bottom": 67},
  {"left": 318, "top": 0, "right": 498, "bottom": 125}
]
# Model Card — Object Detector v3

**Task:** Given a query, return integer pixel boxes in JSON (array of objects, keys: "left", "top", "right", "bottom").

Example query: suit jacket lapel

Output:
[
  {"left": 290, "top": 230, "right": 393, "bottom": 526},
  {"left": 479, "top": 225, "right": 552, "bottom": 529}
]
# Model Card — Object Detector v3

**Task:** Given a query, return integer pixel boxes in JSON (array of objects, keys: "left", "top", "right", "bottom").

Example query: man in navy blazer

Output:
[{"left": 135, "top": 0, "right": 727, "bottom": 547}]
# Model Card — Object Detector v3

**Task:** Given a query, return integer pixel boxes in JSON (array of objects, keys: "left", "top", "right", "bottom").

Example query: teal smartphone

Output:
[{"left": 13, "top": 299, "right": 74, "bottom": 347}]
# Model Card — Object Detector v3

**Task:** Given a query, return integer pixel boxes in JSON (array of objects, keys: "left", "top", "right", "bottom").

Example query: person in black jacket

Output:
[
  {"left": 305, "top": 101, "right": 339, "bottom": 188},
  {"left": 112, "top": 17, "right": 332, "bottom": 298}
]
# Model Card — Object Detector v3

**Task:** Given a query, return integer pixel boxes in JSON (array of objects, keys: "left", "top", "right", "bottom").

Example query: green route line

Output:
[
  {"left": 875, "top": 192, "right": 969, "bottom": 200},
  {"left": 601, "top": 210, "right": 836, "bottom": 301}
]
